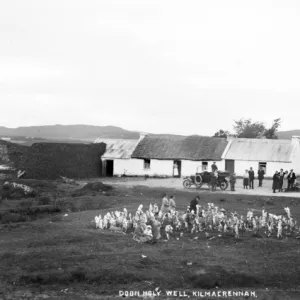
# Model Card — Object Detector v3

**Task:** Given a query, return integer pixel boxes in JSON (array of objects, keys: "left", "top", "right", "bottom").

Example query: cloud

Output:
[{"left": 0, "top": 0, "right": 300, "bottom": 134}]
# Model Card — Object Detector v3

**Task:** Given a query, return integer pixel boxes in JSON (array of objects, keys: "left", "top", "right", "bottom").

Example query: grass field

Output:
[{"left": 0, "top": 179, "right": 300, "bottom": 299}]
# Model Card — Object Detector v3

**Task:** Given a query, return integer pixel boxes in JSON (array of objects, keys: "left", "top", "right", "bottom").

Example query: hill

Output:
[
  {"left": 0, "top": 125, "right": 140, "bottom": 141},
  {"left": 277, "top": 130, "right": 300, "bottom": 139}
]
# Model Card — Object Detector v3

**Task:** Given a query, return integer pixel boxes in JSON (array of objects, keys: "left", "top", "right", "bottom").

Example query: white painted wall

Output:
[
  {"left": 112, "top": 159, "right": 141, "bottom": 176},
  {"left": 181, "top": 160, "right": 225, "bottom": 176},
  {"left": 110, "top": 158, "right": 226, "bottom": 177},
  {"left": 233, "top": 160, "right": 292, "bottom": 177},
  {"left": 108, "top": 158, "right": 296, "bottom": 178},
  {"left": 111, "top": 158, "right": 174, "bottom": 176}
]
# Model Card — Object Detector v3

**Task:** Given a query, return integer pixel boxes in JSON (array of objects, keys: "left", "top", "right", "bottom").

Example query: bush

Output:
[
  {"left": 18, "top": 199, "right": 34, "bottom": 208},
  {"left": 38, "top": 196, "right": 52, "bottom": 205},
  {"left": 0, "top": 213, "right": 29, "bottom": 224}
]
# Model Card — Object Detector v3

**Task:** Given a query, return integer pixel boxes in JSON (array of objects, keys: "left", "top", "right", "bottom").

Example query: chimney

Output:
[{"left": 139, "top": 132, "right": 148, "bottom": 141}]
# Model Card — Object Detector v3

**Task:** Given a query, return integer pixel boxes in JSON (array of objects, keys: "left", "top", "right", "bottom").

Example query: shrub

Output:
[
  {"left": 18, "top": 199, "right": 34, "bottom": 208},
  {"left": 38, "top": 196, "right": 52, "bottom": 205}
]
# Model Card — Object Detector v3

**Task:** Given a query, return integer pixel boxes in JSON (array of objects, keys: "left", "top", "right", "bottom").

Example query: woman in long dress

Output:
[
  {"left": 282, "top": 171, "right": 289, "bottom": 191},
  {"left": 243, "top": 170, "right": 249, "bottom": 189},
  {"left": 173, "top": 162, "right": 179, "bottom": 177},
  {"left": 169, "top": 196, "right": 176, "bottom": 212},
  {"left": 160, "top": 194, "right": 170, "bottom": 214}
]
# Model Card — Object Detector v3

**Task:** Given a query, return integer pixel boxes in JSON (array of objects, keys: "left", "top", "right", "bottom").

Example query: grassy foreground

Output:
[{"left": 0, "top": 180, "right": 300, "bottom": 299}]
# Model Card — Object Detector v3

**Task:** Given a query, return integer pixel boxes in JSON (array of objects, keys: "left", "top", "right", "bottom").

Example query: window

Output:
[
  {"left": 202, "top": 162, "right": 208, "bottom": 171},
  {"left": 259, "top": 162, "right": 267, "bottom": 174},
  {"left": 144, "top": 159, "right": 151, "bottom": 169}
]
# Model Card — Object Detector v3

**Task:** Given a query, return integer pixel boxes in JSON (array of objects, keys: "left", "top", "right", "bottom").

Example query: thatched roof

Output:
[{"left": 131, "top": 135, "right": 227, "bottom": 161}]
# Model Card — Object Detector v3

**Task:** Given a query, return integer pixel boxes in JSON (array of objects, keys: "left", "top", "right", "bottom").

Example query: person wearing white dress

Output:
[
  {"left": 169, "top": 196, "right": 176, "bottom": 212},
  {"left": 173, "top": 162, "right": 179, "bottom": 177},
  {"left": 160, "top": 194, "right": 170, "bottom": 214}
]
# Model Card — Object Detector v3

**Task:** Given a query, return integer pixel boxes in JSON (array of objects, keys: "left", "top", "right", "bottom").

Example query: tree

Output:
[
  {"left": 213, "top": 129, "right": 231, "bottom": 138},
  {"left": 263, "top": 118, "right": 281, "bottom": 139},
  {"left": 233, "top": 119, "right": 266, "bottom": 138}
]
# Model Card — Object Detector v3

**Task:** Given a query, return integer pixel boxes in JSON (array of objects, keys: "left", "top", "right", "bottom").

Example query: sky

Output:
[{"left": 0, "top": 0, "right": 300, "bottom": 136}]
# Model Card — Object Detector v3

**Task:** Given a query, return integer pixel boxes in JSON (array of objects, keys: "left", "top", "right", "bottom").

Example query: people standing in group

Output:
[
  {"left": 229, "top": 172, "right": 236, "bottom": 191},
  {"left": 278, "top": 169, "right": 285, "bottom": 192},
  {"left": 258, "top": 166, "right": 265, "bottom": 187},
  {"left": 272, "top": 171, "right": 280, "bottom": 193},
  {"left": 243, "top": 170, "right": 249, "bottom": 189},
  {"left": 248, "top": 167, "right": 255, "bottom": 189},
  {"left": 287, "top": 169, "right": 296, "bottom": 191}
]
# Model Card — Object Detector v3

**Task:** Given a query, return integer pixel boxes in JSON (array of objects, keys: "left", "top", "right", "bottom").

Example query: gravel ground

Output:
[{"left": 98, "top": 177, "right": 300, "bottom": 198}]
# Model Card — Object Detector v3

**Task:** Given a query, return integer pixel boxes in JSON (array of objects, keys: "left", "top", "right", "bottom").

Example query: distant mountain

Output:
[
  {"left": 277, "top": 130, "right": 300, "bottom": 139},
  {"left": 0, "top": 125, "right": 140, "bottom": 141}
]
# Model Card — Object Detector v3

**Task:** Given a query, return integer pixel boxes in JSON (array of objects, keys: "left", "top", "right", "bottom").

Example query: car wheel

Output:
[
  {"left": 195, "top": 175, "right": 202, "bottom": 185},
  {"left": 183, "top": 180, "right": 192, "bottom": 188},
  {"left": 220, "top": 180, "right": 228, "bottom": 190}
]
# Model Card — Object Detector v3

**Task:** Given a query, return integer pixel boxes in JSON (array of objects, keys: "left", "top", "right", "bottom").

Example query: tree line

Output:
[{"left": 213, "top": 118, "right": 281, "bottom": 139}]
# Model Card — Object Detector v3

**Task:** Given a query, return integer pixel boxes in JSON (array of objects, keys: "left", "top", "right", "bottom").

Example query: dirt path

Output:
[{"left": 97, "top": 177, "right": 300, "bottom": 198}]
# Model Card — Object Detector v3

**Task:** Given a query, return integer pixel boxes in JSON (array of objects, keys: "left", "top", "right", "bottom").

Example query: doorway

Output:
[
  {"left": 106, "top": 160, "right": 114, "bottom": 177},
  {"left": 173, "top": 160, "right": 181, "bottom": 177},
  {"left": 225, "top": 159, "right": 235, "bottom": 173}
]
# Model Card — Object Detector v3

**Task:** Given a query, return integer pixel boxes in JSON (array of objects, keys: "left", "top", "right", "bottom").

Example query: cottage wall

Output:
[
  {"left": 113, "top": 159, "right": 226, "bottom": 177},
  {"left": 113, "top": 159, "right": 143, "bottom": 176},
  {"left": 290, "top": 136, "right": 300, "bottom": 176},
  {"left": 233, "top": 160, "right": 292, "bottom": 177},
  {"left": 181, "top": 160, "right": 225, "bottom": 176},
  {"left": 113, "top": 159, "right": 174, "bottom": 176}
]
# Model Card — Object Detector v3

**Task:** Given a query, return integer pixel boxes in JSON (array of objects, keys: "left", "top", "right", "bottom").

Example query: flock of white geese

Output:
[{"left": 94, "top": 203, "right": 299, "bottom": 242}]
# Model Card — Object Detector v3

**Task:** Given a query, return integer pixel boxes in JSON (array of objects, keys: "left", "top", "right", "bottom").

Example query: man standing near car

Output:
[
  {"left": 248, "top": 167, "right": 255, "bottom": 189},
  {"left": 210, "top": 170, "right": 218, "bottom": 191},
  {"left": 229, "top": 173, "right": 236, "bottom": 191},
  {"left": 258, "top": 166, "right": 265, "bottom": 187},
  {"left": 211, "top": 162, "right": 218, "bottom": 172}
]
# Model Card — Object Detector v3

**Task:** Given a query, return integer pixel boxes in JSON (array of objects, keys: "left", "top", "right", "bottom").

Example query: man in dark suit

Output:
[
  {"left": 248, "top": 167, "right": 255, "bottom": 189},
  {"left": 189, "top": 195, "right": 200, "bottom": 213},
  {"left": 272, "top": 171, "right": 279, "bottom": 193},
  {"left": 278, "top": 169, "right": 284, "bottom": 192},
  {"left": 258, "top": 166, "right": 265, "bottom": 187},
  {"left": 287, "top": 169, "right": 296, "bottom": 191},
  {"left": 211, "top": 162, "right": 218, "bottom": 172}
]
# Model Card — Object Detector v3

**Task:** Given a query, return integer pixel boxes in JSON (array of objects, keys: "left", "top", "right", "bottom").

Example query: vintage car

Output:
[{"left": 183, "top": 170, "right": 230, "bottom": 190}]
